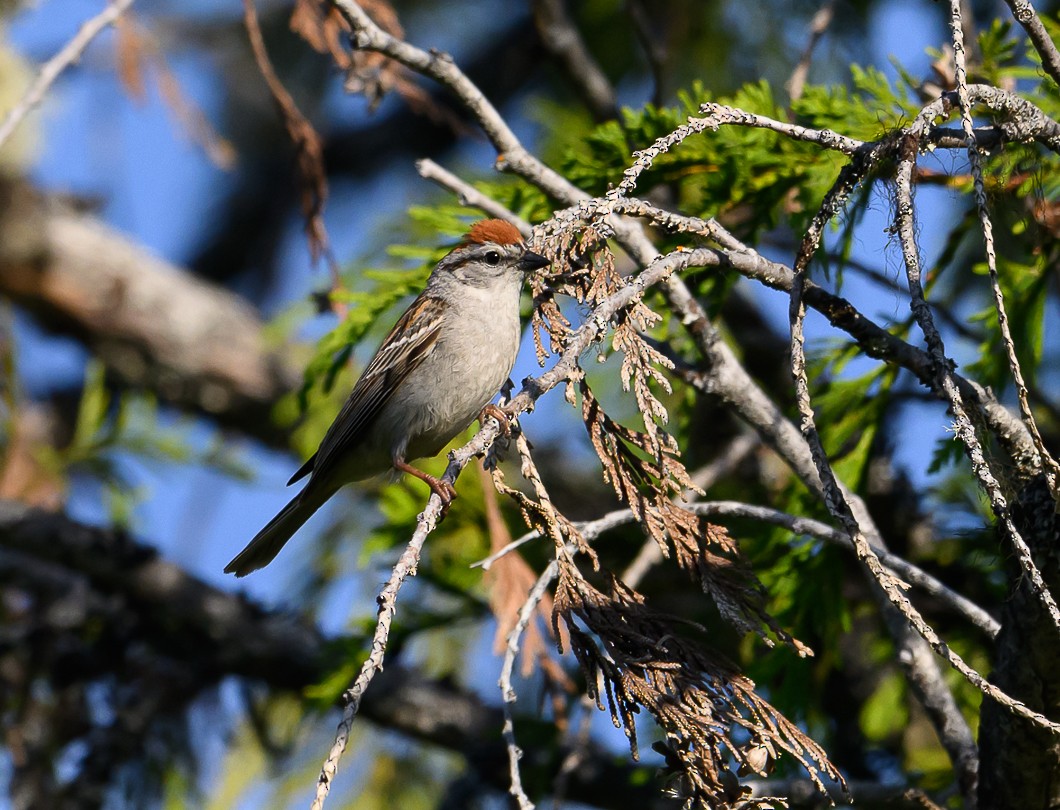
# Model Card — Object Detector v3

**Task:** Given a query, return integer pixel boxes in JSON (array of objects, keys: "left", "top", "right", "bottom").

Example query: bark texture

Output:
[{"left": 978, "top": 474, "right": 1060, "bottom": 809}]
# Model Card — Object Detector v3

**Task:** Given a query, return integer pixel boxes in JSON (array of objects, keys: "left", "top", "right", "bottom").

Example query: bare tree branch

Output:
[
  {"left": 947, "top": 0, "right": 1060, "bottom": 493},
  {"left": 787, "top": 0, "right": 838, "bottom": 103},
  {"left": 498, "top": 558, "right": 558, "bottom": 810},
  {"left": 1002, "top": 0, "right": 1060, "bottom": 89},
  {"left": 895, "top": 93, "right": 1060, "bottom": 634},
  {"left": 311, "top": 421, "right": 507, "bottom": 810},
  {"left": 530, "top": 0, "right": 618, "bottom": 120},
  {"left": 0, "top": 183, "right": 301, "bottom": 445},
  {"left": 0, "top": 0, "right": 136, "bottom": 150},
  {"left": 0, "top": 499, "right": 673, "bottom": 810},
  {"left": 416, "top": 157, "right": 532, "bottom": 234}
]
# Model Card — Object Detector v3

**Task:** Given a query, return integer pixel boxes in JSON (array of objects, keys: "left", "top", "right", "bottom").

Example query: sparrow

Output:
[{"left": 225, "top": 219, "right": 549, "bottom": 576}]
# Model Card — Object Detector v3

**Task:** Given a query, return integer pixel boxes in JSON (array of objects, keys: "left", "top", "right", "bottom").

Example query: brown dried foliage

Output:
[
  {"left": 533, "top": 223, "right": 808, "bottom": 649},
  {"left": 492, "top": 435, "right": 594, "bottom": 564},
  {"left": 509, "top": 222, "right": 828, "bottom": 804},
  {"left": 113, "top": 16, "right": 236, "bottom": 170},
  {"left": 292, "top": 0, "right": 400, "bottom": 106},
  {"left": 528, "top": 223, "right": 618, "bottom": 364},
  {"left": 579, "top": 381, "right": 808, "bottom": 651},
  {"left": 290, "top": 0, "right": 354, "bottom": 71},
  {"left": 552, "top": 559, "right": 844, "bottom": 808},
  {"left": 243, "top": 0, "right": 332, "bottom": 267},
  {"left": 479, "top": 465, "right": 555, "bottom": 678},
  {"left": 293, "top": 0, "right": 467, "bottom": 131},
  {"left": 0, "top": 409, "right": 65, "bottom": 510}
]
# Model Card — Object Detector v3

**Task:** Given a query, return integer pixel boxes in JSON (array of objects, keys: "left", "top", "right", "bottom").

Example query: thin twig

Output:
[
  {"left": 776, "top": 80, "right": 994, "bottom": 804},
  {"left": 674, "top": 502, "right": 998, "bottom": 639},
  {"left": 472, "top": 528, "right": 539, "bottom": 570},
  {"left": 760, "top": 234, "right": 984, "bottom": 342},
  {"left": 531, "top": 0, "right": 617, "bottom": 120},
  {"left": 616, "top": 102, "right": 863, "bottom": 201},
  {"left": 1002, "top": 0, "right": 1060, "bottom": 89},
  {"left": 947, "top": 0, "right": 1060, "bottom": 494},
  {"left": 622, "top": 434, "right": 758, "bottom": 589},
  {"left": 416, "top": 158, "right": 532, "bottom": 237},
  {"left": 310, "top": 426, "right": 503, "bottom": 810},
  {"left": 477, "top": 492, "right": 1001, "bottom": 640},
  {"left": 787, "top": 0, "right": 838, "bottom": 103},
  {"left": 498, "top": 559, "right": 560, "bottom": 810},
  {"left": 243, "top": 0, "right": 338, "bottom": 280},
  {"left": 782, "top": 89, "right": 1060, "bottom": 753},
  {"left": 0, "top": 0, "right": 136, "bottom": 150},
  {"left": 310, "top": 530, "right": 429, "bottom": 808},
  {"left": 894, "top": 93, "right": 1060, "bottom": 636}
]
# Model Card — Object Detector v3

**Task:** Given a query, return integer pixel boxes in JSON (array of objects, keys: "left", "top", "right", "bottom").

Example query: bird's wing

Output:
[{"left": 295, "top": 293, "right": 446, "bottom": 488}]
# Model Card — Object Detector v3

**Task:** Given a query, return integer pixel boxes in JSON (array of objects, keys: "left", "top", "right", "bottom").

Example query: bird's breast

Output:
[{"left": 396, "top": 294, "right": 521, "bottom": 460}]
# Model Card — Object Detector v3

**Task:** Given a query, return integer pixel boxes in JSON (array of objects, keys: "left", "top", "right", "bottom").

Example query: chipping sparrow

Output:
[{"left": 225, "top": 219, "right": 548, "bottom": 576}]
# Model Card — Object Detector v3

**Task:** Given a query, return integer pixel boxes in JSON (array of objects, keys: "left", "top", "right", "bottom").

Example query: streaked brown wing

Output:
[{"left": 292, "top": 294, "right": 446, "bottom": 487}]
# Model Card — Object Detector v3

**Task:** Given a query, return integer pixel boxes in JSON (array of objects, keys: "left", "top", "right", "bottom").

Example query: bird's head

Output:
[{"left": 430, "top": 219, "right": 550, "bottom": 290}]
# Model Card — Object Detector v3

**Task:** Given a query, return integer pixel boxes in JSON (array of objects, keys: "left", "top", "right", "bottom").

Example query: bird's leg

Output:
[
  {"left": 478, "top": 403, "right": 512, "bottom": 437},
  {"left": 393, "top": 458, "right": 457, "bottom": 512}
]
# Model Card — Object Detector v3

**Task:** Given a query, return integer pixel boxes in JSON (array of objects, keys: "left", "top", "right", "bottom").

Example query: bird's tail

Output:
[{"left": 224, "top": 485, "right": 333, "bottom": 577}]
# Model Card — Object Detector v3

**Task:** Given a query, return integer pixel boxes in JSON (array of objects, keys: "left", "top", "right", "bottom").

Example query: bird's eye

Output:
[{"left": 484, "top": 250, "right": 501, "bottom": 266}]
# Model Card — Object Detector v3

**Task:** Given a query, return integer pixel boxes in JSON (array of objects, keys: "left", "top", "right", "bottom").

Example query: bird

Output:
[{"left": 224, "top": 219, "right": 549, "bottom": 577}]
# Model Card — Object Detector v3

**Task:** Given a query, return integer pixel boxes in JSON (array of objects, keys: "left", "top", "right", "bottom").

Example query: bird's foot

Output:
[
  {"left": 427, "top": 475, "right": 457, "bottom": 514},
  {"left": 478, "top": 403, "right": 512, "bottom": 436},
  {"left": 394, "top": 459, "right": 457, "bottom": 515}
]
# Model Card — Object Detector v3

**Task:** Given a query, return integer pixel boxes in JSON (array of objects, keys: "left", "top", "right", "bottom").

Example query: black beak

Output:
[{"left": 517, "top": 250, "right": 550, "bottom": 273}]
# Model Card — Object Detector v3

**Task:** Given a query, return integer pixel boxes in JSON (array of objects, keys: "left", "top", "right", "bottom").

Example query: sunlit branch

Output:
[{"left": 0, "top": 0, "right": 136, "bottom": 150}]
